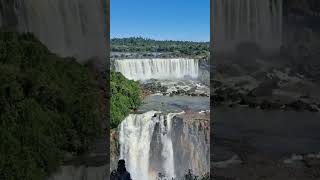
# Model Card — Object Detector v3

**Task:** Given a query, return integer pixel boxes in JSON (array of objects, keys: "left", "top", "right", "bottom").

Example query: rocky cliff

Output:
[{"left": 170, "top": 113, "right": 210, "bottom": 178}]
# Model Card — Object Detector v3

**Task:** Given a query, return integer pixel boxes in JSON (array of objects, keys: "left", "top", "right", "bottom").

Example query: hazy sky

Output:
[{"left": 110, "top": 0, "right": 210, "bottom": 42}]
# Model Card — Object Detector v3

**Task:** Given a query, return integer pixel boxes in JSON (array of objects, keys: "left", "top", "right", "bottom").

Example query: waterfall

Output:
[
  {"left": 119, "top": 111, "right": 159, "bottom": 180},
  {"left": 119, "top": 111, "right": 209, "bottom": 180},
  {"left": 159, "top": 112, "right": 184, "bottom": 179},
  {"left": 119, "top": 111, "right": 181, "bottom": 180},
  {"left": 213, "top": 0, "right": 283, "bottom": 52},
  {"left": 0, "top": 0, "right": 107, "bottom": 63},
  {"left": 114, "top": 58, "right": 199, "bottom": 81}
]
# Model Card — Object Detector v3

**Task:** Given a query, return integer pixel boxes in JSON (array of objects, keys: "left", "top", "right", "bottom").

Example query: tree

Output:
[
  {"left": 0, "top": 31, "right": 103, "bottom": 180},
  {"left": 110, "top": 71, "right": 142, "bottom": 129}
]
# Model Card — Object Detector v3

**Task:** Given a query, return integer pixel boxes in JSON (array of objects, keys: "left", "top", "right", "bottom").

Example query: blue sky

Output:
[{"left": 110, "top": 0, "right": 210, "bottom": 42}]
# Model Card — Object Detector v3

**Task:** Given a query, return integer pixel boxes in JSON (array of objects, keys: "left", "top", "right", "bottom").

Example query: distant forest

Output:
[{"left": 111, "top": 37, "right": 210, "bottom": 58}]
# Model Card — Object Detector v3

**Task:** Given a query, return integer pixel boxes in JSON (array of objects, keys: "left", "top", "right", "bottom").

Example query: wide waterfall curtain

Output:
[{"left": 212, "top": 0, "right": 283, "bottom": 52}]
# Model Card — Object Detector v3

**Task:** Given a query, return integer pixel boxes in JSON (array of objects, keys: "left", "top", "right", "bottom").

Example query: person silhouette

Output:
[{"left": 111, "top": 159, "right": 132, "bottom": 180}]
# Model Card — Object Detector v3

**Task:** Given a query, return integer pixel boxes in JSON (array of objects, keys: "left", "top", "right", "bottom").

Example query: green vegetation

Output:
[
  {"left": 110, "top": 71, "right": 142, "bottom": 129},
  {"left": 0, "top": 31, "right": 103, "bottom": 180},
  {"left": 158, "top": 170, "right": 210, "bottom": 180},
  {"left": 111, "top": 37, "right": 209, "bottom": 58},
  {"left": 181, "top": 170, "right": 210, "bottom": 180}
]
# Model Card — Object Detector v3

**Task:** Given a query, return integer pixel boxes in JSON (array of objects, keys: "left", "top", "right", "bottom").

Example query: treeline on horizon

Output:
[{"left": 111, "top": 37, "right": 209, "bottom": 57}]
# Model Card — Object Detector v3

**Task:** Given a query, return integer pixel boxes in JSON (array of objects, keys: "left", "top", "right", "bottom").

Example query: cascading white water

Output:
[
  {"left": 119, "top": 111, "right": 183, "bottom": 180},
  {"left": 0, "top": 0, "right": 107, "bottom": 63},
  {"left": 213, "top": 0, "right": 283, "bottom": 52},
  {"left": 119, "top": 111, "right": 158, "bottom": 180},
  {"left": 114, "top": 58, "right": 199, "bottom": 81},
  {"left": 159, "top": 112, "right": 184, "bottom": 179}
]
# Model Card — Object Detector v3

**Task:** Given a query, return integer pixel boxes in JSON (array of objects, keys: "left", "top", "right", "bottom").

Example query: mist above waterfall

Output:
[{"left": 115, "top": 58, "right": 199, "bottom": 81}]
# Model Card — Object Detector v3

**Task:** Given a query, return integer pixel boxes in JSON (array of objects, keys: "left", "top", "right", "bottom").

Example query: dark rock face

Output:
[
  {"left": 171, "top": 114, "right": 210, "bottom": 178},
  {"left": 149, "top": 122, "right": 165, "bottom": 176},
  {"left": 110, "top": 130, "right": 120, "bottom": 170}
]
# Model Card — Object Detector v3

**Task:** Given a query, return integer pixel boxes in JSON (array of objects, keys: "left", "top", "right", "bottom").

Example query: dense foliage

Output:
[
  {"left": 110, "top": 71, "right": 141, "bottom": 129},
  {"left": 0, "top": 31, "right": 103, "bottom": 180},
  {"left": 111, "top": 37, "right": 209, "bottom": 57}
]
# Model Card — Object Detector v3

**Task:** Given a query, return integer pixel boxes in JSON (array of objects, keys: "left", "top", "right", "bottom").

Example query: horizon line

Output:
[{"left": 110, "top": 36, "right": 209, "bottom": 43}]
